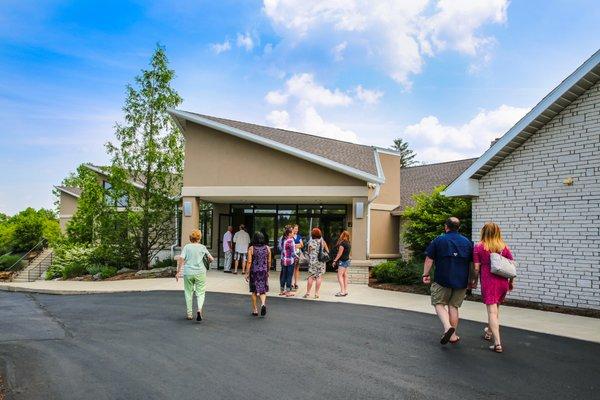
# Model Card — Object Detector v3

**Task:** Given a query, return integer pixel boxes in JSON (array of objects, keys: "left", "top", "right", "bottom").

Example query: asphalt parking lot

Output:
[{"left": 0, "top": 290, "right": 598, "bottom": 399}]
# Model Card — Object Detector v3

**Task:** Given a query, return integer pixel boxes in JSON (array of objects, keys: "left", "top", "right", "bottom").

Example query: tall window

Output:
[
  {"left": 102, "top": 180, "right": 128, "bottom": 207},
  {"left": 199, "top": 203, "right": 213, "bottom": 247}
]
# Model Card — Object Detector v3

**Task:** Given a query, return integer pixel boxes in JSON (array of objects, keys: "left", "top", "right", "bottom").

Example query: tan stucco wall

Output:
[
  {"left": 182, "top": 122, "right": 366, "bottom": 187},
  {"left": 349, "top": 197, "right": 368, "bottom": 260},
  {"left": 180, "top": 196, "right": 200, "bottom": 246},
  {"left": 376, "top": 153, "right": 400, "bottom": 205},
  {"left": 369, "top": 209, "right": 399, "bottom": 257},
  {"left": 59, "top": 192, "right": 79, "bottom": 232}
]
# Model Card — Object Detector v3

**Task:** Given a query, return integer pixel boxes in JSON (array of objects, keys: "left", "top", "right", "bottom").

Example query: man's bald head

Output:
[{"left": 445, "top": 217, "right": 460, "bottom": 232}]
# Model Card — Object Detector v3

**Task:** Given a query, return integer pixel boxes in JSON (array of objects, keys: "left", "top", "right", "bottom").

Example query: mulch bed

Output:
[
  {"left": 369, "top": 278, "right": 600, "bottom": 319},
  {"left": 0, "top": 374, "right": 5, "bottom": 400}
]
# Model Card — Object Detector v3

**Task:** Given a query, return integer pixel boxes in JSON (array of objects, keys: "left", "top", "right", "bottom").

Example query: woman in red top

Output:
[{"left": 471, "top": 222, "right": 514, "bottom": 353}]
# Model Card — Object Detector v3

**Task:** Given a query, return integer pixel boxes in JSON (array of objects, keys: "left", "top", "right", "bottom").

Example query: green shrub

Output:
[
  {"left": 0, "top": 254, "right": 24, "bottom": 271},
  {"left": 152, "top": 257, "right": 176, "bottom": 269},
  {"left": 371, "top": 259, "right": 421, "bottom": 285},
  {"left": 49, "top": 243, "right": 96, "bottom": 279},
  {"left": 90, "top": 244, "right": 138, "bottom": 270},
  {"left": 62, "top": 263, "right": 88, "bottom": 279},
  {"left": 100, "top": 266, "right": 117, "bottom": 279},
  {"left": 45, "top": 264, "right": 63, "bottom": 280}
]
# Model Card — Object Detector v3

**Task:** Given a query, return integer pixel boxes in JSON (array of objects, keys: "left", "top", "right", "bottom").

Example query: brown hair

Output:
[
  {"left": 479, "top": 222, "right": 506, "bottom": 253},
  {"left": 311, "top": 227, "right": 322, "bottom": 239},
  {"left": 189, "top": 229, "right": 202, "bottom": 243},
  {"left": 336, "top": 230, "right": 350, "bottom": 246}
]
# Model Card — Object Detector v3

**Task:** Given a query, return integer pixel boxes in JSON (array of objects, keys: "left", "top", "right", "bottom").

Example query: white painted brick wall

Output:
[{"left": 472, "top": 81, "right": 600, "bottom": 310}]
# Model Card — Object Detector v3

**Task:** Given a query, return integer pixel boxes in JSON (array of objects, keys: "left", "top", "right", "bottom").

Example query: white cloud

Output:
[
  {"left": 285, "top": 73, "right": 352, "bottom": 107},
  {"left": 236, "top": 33, "right": 255, "bottom": 51},
  {"left": 355, "top": 85, "right": 383, "bottom": 104},
  {"left": 210, "top": 40, "right": 231, "bottom": 54},
  {"left": 266, "top": 110, "right": 290, "bottom": 128},
  {"left": 265, "top": 90, "right": 289, "bottom": 105},
  {"left": 263, "top": 73, "right": 360, "bottom": 142},
  {"left": 262, "top": 0, "right": 509, "bottom": 87},
  {"left": 332, "top": 41, "right": 347, "bottom": 61},
  {"left": 301, "top": 106, "right": 359, "bottom": 142},
  {"left": 404, "top": 104, "right": 529, "bottom": 163}
]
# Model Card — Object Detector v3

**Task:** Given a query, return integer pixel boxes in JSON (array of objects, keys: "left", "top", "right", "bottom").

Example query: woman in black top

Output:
[{"left": 333, "top": 230, "right": 351, "bottom": 297}]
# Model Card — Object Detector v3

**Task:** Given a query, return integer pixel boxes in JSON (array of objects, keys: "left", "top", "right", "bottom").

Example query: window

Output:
[
  {"left": 103, "top": 180, "right": 128, "bottom": 208},
  {"left": 199, "top": 203, "right": 213, "bottom": 247}
]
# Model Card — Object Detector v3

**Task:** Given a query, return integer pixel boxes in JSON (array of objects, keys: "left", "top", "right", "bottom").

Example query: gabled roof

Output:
[
  {"left": 445, "top": 49, "right": 600, "bottom": 197},
  {"left": 168, "top": 109, "right": 384, "bottom": 184},
  {"left": 55, "top": 186, "right": 82, "bottom": 198},
  {"left": 391, "top": 158, "right": 476, "bottom": 216}
]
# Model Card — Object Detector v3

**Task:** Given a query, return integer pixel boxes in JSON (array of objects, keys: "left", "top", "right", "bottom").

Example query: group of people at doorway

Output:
[
  {"left": 221, "top": 223, "right": 351, "bottom": 297},
  {"left": 176, "top": 224, "right": 351, "bottom": 319},
  {"left": 423, "top": 217, "right": 515, "bottom": 353},
  {"left": 176, "top": 216, "right": 516, "bottom": 354}
]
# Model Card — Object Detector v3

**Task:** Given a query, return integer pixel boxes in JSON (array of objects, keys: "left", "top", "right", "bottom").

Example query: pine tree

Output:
[
  {"left": 106, "top": 45, "right": 183, "bottom": 269},
  {"left": 392, "top": 138, "right": 417, "bottom": 167}
]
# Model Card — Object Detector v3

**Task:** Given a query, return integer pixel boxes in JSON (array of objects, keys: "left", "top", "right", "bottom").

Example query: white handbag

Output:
[{"left": 490, "top": 252, "right": 517, "bottom": 279}]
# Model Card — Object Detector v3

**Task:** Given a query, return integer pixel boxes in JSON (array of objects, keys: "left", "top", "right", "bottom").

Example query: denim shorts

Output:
[{"left": 338, "top": 260, "right": 351, "bottom": 268}]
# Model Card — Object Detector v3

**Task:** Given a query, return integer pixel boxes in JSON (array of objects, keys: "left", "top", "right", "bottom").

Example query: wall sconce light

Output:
[
  {"left": 563, "top": 177, "right": 574, "bottom": 186},
  {"left": 183, "top": 201, "right": 192, "bottom": 217}
]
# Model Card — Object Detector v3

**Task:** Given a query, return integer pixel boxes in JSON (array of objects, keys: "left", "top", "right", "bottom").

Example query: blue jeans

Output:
[{"left": 280, "top": 264, "right": 294, "bottom": 291}]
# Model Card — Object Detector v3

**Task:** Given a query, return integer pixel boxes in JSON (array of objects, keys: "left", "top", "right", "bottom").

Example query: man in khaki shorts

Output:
[{"left": 422, "top": 217, "right": 473, "bottom": 345}]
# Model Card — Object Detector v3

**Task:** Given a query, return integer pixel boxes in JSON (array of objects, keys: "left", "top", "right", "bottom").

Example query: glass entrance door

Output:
[
  {"left": 320, "top": 215, "right": 345, "bottom": 263},
  {"left": 217, "top": 214, "right": 232, "bottom": 270}
]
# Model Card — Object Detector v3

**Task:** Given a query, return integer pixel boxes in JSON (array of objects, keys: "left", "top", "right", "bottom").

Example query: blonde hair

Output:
[
  {"left": 479, "top": 222, "right": 506, "bottom": 253},
  {"left": 336, "top": 230, "right": 350, "bottom": 246},
  {"left": 189, "top": 229, "right": 202, "bottom": 243}
]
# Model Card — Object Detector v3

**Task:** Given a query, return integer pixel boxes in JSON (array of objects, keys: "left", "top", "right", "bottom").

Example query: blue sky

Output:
[{"left": 1, "top": 0, "right": 599, "bottom": 215}]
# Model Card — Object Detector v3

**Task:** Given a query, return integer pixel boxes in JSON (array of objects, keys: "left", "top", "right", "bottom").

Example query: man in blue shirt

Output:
[{"left": 423, "top": 217, "right": 473, "bottom": 345}]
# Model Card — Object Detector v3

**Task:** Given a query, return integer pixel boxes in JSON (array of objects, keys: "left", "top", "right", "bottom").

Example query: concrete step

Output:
[{"left": 12, "top": 249, "right": 53, "bottom": 282}]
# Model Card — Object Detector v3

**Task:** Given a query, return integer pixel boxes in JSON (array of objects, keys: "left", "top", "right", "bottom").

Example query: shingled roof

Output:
[
  {"left": 169, "top": 109, "right": 382, "bottom": 182},
  {"left": 392, "top": 158, "right": 477, "bottom": 215}
]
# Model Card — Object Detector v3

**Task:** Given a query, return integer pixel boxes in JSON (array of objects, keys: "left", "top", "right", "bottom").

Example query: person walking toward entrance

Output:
[
  {"left": 279, "top": 226, "right": 296, "bottom": 296},
  {"left": 292, "top": 224, "right": 303, "bottom": 290},
  {"left": 233, "top": 224, "right": 251, "bottom": 275},
  {"left": 422, "top": 217, "right": 473, "bottom": 345},
  {"left": 245, "top": 231, "right": 271, "bottom": 317},
  {"left": 176, "top": 229, "right": 214, "bottom": 321},
  {"left": 471, "top": 222, "right": 515, "bottom": 353},
  {"left": 223, "top": 226, "right": 233, "bottom": 273},
  {"left": 332, "top": 231, "right": 351, "bottom": 297},
  {"left": 303, "top": 227, "right": 328, "bottom": 299}
]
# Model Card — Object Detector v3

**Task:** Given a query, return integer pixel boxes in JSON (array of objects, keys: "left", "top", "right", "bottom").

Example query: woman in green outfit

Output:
[{"left": 176, "top": 229, "right": 214, "bottom": 321}]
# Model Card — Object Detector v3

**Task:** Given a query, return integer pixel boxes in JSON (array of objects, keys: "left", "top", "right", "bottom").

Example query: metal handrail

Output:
[
  {"left": 28, "top": 251, "right": 53, "bottom": 282},
  {"left": 8, "top": 238, "right": 48, "bottom": 271}
]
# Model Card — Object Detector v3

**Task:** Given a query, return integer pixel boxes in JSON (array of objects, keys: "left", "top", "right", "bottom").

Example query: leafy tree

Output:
[
  {"left": 106, "top": 45, "right": 183, "bottom": 269},
  {"left": 66, "top": 165, "right": 107, "bottom": 244},
  {"left": 402, "top": 186, "right": 471, "bottom": 257},
  {"left": 392, "top": 138, "right": 417, "bottom": 167},
  {"left": 3, "top": 208, "right": 61, "bottom": 252}
]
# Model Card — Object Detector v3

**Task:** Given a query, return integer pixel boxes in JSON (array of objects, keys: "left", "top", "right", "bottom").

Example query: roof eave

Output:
[
  {"left": 168, "top": 109, "right": 384, "bottom": 184},
  {"left": 54, "top": 186, "right": 81, "bottom": 199}
]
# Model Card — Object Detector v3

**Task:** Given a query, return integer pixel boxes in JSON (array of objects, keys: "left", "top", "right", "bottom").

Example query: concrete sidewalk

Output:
[{"left": 2, "top": 271, "right": 599, "bottom": 343}]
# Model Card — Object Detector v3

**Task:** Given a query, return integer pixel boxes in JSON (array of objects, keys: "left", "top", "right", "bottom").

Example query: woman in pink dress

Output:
[{"left": 471, "top": 222, "right": 514, "bottom": 353}]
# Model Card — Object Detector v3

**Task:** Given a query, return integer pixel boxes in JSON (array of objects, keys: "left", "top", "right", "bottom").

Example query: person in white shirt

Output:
[
  {"left": 222, "top": 226, "right": 233, "bottom": 273},
  {"left": 233, "top": 224, "right": 251, "bottom": 275}
]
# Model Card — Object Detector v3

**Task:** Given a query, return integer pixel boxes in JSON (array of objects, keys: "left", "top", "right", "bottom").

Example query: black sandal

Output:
[
  {"left": 252, "top": 311, "right": 258, "bottom": 316},
  {"left": 489, "top": 344, "right": 503, "bottom": 353},
  {"left": 196, "top": 311, "right": 202, "bottom": 322},
  {"left": 440, "top": 327, "right": 455, "bottom": 345},
  {"left": 260, "top": 305, "right": 267, "bottom": 317}
]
